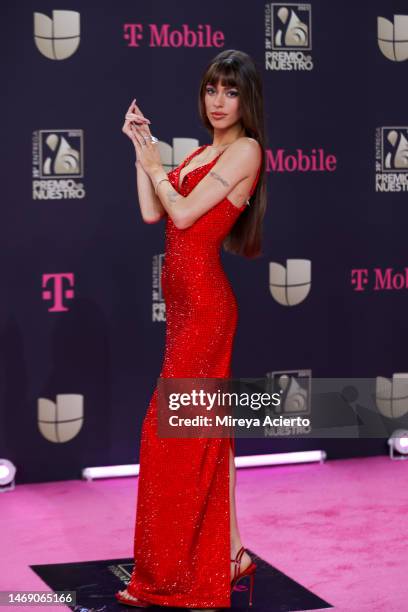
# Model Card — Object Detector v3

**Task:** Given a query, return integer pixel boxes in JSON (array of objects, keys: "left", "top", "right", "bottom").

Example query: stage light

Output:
[
  {"left": 388, "top": 430, "right": 408, "bottom": 460},
  {"left": 82, "top": 450, "right": 326, "bottom": 480},
  {"left": 0, "top": 459, "right": 16, "bottom": 492},
  {"left": 82, "top": 464, "right": 140, "bottom": 481},
  {"left": 234, "top": 450, "right": 326, "bottom": 468}
]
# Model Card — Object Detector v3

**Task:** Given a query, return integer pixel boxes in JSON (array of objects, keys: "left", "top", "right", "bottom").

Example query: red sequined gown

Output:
[{"left": 126, "top": 144, "right": 261, "bottom": 608}]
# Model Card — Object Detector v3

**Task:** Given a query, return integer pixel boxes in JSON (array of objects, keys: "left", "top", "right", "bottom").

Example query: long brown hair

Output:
[{"left": 198, "top": 49, "right": 267, "bottom": 258}]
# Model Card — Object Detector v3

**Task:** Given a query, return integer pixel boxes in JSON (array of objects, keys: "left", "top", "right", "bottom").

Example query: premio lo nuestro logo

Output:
[
  {"left": 377, "top": 15, "right": 408, "bottom": 62},
  {"left": 34, "top": 10, "right": 80, "bottom": 60},
  {"left": 265, "top": 3, "right": 313, "bottom": 71},
  {"left": 269, "top": 259, "right": 311, "bottom": 306},
  {"left": 32, "top": 130, "right": 85, "bottom": 200},
  {"left": 152, "top": 254, "right": 166, "bottom": 323},
  {"left": 265, "top": 369, "right": 312, "bottom": 436},
  {"left": 375, "top": 127, "right": 408, "bottom": 192}
]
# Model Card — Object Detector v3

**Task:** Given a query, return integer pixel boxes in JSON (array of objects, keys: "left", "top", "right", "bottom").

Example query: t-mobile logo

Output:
[
  {"left": 350, "top": 269, "right": 369, "bottom": 291},
  {"left": 351, "top": 267, "right": 408, "bottom": 291},
  {"left": 42, "top": 273, "right": 75, "bottom": 311},
  {"left": 123, "top": 23, "right": 225, "bottom": 48}
]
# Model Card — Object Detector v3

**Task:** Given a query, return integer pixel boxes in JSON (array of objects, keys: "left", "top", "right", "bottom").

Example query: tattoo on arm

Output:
[
  {"left": 209, "top": 171, "right": 230, "bottom": 188},
  {"left": 166, "top": 189, "right": 179, "bottom": 204}
]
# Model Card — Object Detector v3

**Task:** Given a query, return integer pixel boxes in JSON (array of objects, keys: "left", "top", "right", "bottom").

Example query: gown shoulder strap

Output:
[{"left": 181, "top": 144, "right": 207, "bottom": 168}]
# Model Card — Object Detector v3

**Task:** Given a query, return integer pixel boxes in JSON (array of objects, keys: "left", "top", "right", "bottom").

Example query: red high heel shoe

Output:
[
  {"left": 115, "top": 588, "right": 151, "bottom": 607},
  {"left": 230, "top": 546, "right": 257, "bottom": 607}
]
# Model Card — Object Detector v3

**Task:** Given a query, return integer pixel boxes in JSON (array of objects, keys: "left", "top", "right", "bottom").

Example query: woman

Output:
[{"left": 116, "top": 49, "right": 266, "bottom": 609}]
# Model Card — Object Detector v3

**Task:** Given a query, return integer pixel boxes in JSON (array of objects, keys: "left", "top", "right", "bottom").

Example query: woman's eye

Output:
[{"left": 205, "top": 87, "right": 238, "bottom": 97}]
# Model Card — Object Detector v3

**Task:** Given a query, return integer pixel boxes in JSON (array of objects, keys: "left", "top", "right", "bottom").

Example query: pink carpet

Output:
[{"left": 1, "top": 455, "right": 407, "bottom": 611}]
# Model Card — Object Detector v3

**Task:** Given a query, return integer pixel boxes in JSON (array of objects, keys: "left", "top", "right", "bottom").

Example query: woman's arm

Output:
[
  {"left": 134, "top": 160, "right": 167, "bottom": 224},
  {"left": 155, "top": 139, "right": 260, "bottom": 229},
  {"left": 122, "top": 99, "right": 166, "bottom": 224},
  {"left": 134, "top": 130, "right": 261, "bottom": 229}
]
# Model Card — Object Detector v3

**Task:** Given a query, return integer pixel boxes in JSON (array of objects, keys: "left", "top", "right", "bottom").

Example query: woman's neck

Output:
[{"left": 211, "top": 123, "right": 245, "bottom": 148}]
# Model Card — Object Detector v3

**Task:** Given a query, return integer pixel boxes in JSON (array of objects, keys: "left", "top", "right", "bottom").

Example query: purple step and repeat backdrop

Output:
[{"left": 1, "top": 1, "right": 407, "bottom": 483}]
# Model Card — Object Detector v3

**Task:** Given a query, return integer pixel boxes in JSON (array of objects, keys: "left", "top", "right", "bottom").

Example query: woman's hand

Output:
[
  {"left": 122, "top": 99, "right": 163, "bottom": 176},
  {"left": 122, "top": 98, "right": 150, "bottom": 155},
  {"left": 126, "top": 103, "right": 162, "bottom": 176}
]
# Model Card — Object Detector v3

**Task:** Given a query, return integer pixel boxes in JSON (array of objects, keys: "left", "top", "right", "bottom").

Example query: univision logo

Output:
[
  {"left": 269, "top": 259, "right": 311, "bottom": 306},
  {"left": 157, "top": 137, "right": 199, "bottom": 173},
  {"left": 376, "top": 373, "right": 408, "bottom": 418},
  {"left": 34, "top": 10, "right": 80, "bottom": 60},
  {"left": 38, "top": 394, "right": 84, "bottom": 442},
  {"left": 377, "top": 15, "right": 408, "bottom": 61}
]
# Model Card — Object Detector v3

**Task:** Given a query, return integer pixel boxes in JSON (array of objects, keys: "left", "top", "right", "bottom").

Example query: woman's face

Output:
[{"left": 204, "top": 79, "right": 242, "bottom": 130}]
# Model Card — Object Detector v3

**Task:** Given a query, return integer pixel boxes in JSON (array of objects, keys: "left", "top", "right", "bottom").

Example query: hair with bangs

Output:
[{"left": 198, "top": 49, "right": 267, "bottom": 258}]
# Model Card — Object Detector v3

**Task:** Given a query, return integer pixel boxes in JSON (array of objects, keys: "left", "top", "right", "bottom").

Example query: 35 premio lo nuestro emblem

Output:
[{"left": 32, "top": 130, "right": 86, "bottom": 200}]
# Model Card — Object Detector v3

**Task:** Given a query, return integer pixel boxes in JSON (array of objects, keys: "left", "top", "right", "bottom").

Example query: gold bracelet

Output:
[{"left": 154, "top": 178, "right": 170, "bottom": 196}]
